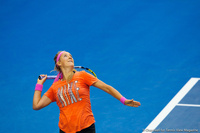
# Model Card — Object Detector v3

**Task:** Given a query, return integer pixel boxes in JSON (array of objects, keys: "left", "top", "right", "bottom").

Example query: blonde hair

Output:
[{"left": 53, "top": 51, "right": 63, "bottom": 72}]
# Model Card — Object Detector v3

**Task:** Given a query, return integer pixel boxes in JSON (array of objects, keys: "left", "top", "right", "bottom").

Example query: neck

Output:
[{"left": 61, "top": 67, "right": 74, "bottom": 83}]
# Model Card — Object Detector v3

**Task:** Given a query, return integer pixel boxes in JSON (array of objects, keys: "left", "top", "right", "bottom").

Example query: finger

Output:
[
  {"left": 38, "top": 74, "right": 47, "bottom": 80},
  {"left": 42, "top": 75, "right": 47, "bottom": 80},
  {"left": 134, "top": 101, "right": 141, "bottom": 106},
  {"left": 40, "top": 74, "right": 47, "bottom": 77}
]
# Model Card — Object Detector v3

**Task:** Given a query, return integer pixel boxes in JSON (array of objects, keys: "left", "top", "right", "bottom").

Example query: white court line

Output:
[
  {"left": 142, "top": 78, "right": 200, "bottom": 133},
  {"left": 177, "top": 103, "right": 200, "bottom": 107}
]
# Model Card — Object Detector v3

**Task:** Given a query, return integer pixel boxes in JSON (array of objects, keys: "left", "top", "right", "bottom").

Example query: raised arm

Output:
[
  {"left": 92, "top": 80, "right": 141, "bottom": 107},
  {"left": 33, "top": 75, "right": 52, "bottom": 110}
]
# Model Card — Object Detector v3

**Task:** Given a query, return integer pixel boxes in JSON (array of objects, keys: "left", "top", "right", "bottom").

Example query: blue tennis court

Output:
[
  {"left": 143, "top": 78, "right": 200, "bottom": 133},
  {"left": 0, "top": 1, "right": 200, "bottom": 133}
]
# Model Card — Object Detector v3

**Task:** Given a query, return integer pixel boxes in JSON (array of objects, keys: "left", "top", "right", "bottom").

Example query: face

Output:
[{"left": 57, "top": 52, "right": 74, "bottom": 68}]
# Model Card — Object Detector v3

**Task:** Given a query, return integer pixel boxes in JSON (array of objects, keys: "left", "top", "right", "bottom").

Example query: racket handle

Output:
[{"left": 38, "top": 75, "right": 57, "bottom": 80}]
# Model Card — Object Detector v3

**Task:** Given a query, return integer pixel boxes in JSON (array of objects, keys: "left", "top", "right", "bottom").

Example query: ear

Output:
[{"left": 56, "top": 61, "right": 62, "bottom": 67}]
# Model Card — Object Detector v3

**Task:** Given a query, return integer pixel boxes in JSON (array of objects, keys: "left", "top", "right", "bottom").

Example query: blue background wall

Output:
[{"left": 0, "top": 0, "right": 200, "bottom": 132}]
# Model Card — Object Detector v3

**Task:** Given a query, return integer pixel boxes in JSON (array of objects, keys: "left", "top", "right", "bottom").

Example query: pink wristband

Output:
[
  {"left": 120, "top": 97, "right": 127, "bottom": 105},
  {"left": 35, "top": 84, "right": 43, "bottom": 91}
]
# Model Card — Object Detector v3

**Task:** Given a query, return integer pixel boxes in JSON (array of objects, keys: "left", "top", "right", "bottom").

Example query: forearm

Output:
[
  {"left": 102, "top": 85, "right": 123, "bottom": 100},
  {"left": 93, "top": 80, "right": 141, "bottom": 107},
  {"left": 93, "top": 80, "right": 123, "bottom": 100},
  {"left": 33, "top": 75, "right": 52, "bottom": 110},
  {"left": 33, "top": 91, "right": 42, "bottom": 110},
  {"left": 103, "top": 85, "right": 141, "bottom": 107},
  {"left": 33, "top": 83, "right": 43, "bottom": 110}
]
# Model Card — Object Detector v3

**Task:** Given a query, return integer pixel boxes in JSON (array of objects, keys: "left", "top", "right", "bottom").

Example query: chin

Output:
[{"left": 70, "top": 64, "right": 74, "bottom": 68}]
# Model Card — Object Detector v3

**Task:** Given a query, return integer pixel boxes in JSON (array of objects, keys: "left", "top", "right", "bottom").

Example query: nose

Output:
[{"left": 68, "top": 55, "right": 73, "bottom": 61}]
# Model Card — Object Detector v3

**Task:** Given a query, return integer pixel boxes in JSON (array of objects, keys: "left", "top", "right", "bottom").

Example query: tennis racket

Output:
[{"left": 38, "top": 66, "right": 97, "bottom": 80}]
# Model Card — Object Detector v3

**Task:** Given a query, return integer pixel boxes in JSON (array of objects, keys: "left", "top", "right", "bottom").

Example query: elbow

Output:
[{"left": 33, "top": 105, "right": 40, "bottom": 111}]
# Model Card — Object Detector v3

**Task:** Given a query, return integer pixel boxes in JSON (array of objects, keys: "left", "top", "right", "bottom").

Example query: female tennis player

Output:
[{"left": 33, "top": 51, "right": 141, "bottom": 133}]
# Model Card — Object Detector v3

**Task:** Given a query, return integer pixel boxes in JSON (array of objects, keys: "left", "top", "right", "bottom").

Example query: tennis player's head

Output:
[{"left": 54, "top": 51, "right": 74, "bottom": 73}]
